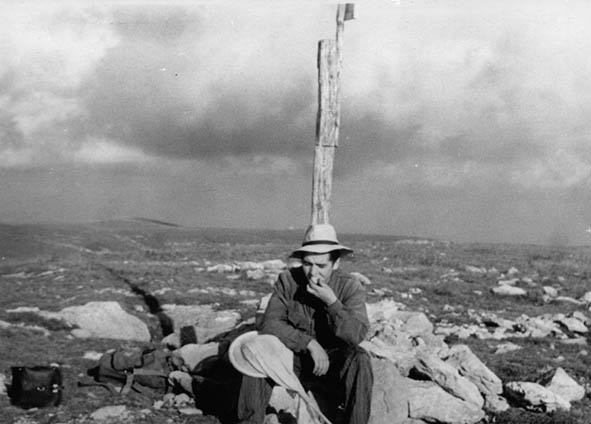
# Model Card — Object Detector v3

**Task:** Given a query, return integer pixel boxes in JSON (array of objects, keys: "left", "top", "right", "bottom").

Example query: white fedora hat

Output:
[
  {"left": 290, "top": 224, "right": 353, "bottom": 258},
  {"left": 228, "top": 331, "right": 297, "bottom": 379}
]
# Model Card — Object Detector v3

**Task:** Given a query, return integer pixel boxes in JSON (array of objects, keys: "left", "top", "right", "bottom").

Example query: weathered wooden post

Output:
[{"left": 311, "top": 4, "right": 355, "bottom": 225}]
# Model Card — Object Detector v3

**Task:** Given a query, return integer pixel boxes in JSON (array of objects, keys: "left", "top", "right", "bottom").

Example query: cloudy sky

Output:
[{"left": 2, "top": 0, "right": 591, "bottom": 245}]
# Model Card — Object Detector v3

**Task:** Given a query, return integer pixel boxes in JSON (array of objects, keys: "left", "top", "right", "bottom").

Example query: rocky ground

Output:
[{"left": 1, "top": 220, "right": 591, "bottom": 423}]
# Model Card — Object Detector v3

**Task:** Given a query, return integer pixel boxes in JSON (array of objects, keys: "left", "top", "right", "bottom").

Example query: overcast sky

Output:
[{"left": 2, "top": 0, "right": 591, "bottom": 245}]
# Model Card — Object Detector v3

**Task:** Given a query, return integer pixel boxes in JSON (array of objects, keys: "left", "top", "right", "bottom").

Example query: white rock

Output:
[
  {"left": 543, "top": 368, "right": 586, "bottom": 402},
  {"left": 0, "top": 374, "right": 7, "bottom": 395},
  {"left": 261, "top": 259, "right": 287, "bottom": 271},
  {"left": 179, "top": 408, "right": 203, "bottom": 415},
  {"left": 494, "top": 342, "right": 522, "bottom": 354},
  {"left": 407, "top": 381, "right": 485, "bottom": 423},
  {"left": 161, "top": 304, "right": 241, "bottom": 331},
  {"left": 90, "top": 405, "right": 129, "bottom": 420},
  {"left": 245, "top": 269, "right": 266, "bottom": 280},
  {"left": 504, "top": 381, "right": 570, "bottom": 412},
  {"left": 555, "top": 316, "right": 588, "bottom": 334},
  {"left": 507, "top": 267, "right": 519, "bottom": 276},
  {"left": 543, "top": 286, "right": 558, "bottom": 297},
  {"left": 465, "top": 265, "right": 486, "bottom": 274},
  {"left": 445, "top": 344, "right": 503, "bottom": 398},
  {"left": 83, "top": 351, "right": 103, "bottom": 361},
  {"left": 497, "top": 278, "right": 519, "bottom": 286},
  {"left": 491, "top": 286, "right": 526, "bottom": 296},
  {"left": 580, "top": 291, "right": 591, "bottom": 304},
  {"left": 52, "top": 302, "right": 150, "bottom": 342},
  {"left": 415, "top": 352, "right": 484, "bottom": 408}
]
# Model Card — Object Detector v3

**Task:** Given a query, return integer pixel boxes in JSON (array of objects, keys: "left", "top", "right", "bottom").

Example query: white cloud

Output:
[
  {"left": 511, "top": 148, "right": 591, "bottom": 189},
  {"left": 11, "top": 92, "right": 83, "bottom": 137},
  {"left": 0, "top": 3, "right": 119, "bottom": 90},
  {"left": 72, "top": 139, "right": 151, "bottom": 164}
]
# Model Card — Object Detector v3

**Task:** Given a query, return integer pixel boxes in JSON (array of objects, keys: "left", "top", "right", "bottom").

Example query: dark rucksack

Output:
[{"left": 88, "top": 346, "right": 172, "bottom": 395}]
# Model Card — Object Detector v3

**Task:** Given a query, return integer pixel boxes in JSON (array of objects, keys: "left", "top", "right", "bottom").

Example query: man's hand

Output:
[
  {"left": 307, "top": 339, "right": 329, "bottom": 376},
  {"left": 306, "top": 279, "right": 338, "bottom": 305}
]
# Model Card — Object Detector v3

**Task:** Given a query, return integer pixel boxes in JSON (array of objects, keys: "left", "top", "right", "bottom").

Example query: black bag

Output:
[{"left": 10, "top": 365, "right": 62, "bottom": 409}]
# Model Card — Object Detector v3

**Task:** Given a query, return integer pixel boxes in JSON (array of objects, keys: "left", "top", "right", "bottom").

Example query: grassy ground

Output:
[{"left": 1, "top": 220, "right": 590, "bottom": 423}]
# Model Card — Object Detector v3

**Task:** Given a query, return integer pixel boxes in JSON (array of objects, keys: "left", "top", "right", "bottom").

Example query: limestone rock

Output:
[
  {"left": 444, "top": 344, "right": 502, "bottom": 398},
  {"left": 491, "top": 286, "right": 526, "bottom": 296},
  {"left": 53, "top": 301, "right": 150, "bottom": 341},
  {"left": 90, "top": 405, "right": 129, "bottom": 420},
  {"left": 407, "top": 381, "right": 485, "bottom": 424},
  {"left": 369, "top": 358, "right": 411, "bottom": 424},
  {"left": 580, "top": 291, "right": 591, "bottom": 304},
  {"left": 414, "top": 352, "right": 484, "bottom": 408},
  {"left": 542, "top": 367, "right": 585, "bottom": 403},
  {"left": 494, "top": 342, "right": 522, "bottom": 354},
  {"left": 504, "top": 381, "right": 570, "bottom": 412},
  {"left": 554, "top": 315, "right": 588, "bottom": 334},
  {"left": 162, "top": 304, "right": 241, "bottom": 331}
]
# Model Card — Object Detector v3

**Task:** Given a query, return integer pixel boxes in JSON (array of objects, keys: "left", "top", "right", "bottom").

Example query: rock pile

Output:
[{"left": 436, "top": 309, "right": 590, "bottom": 343}]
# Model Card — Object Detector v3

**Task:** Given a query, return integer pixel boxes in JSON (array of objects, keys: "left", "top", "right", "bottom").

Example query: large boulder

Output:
[{"left": 48, "top": 301, "right": 150, "bottom": 341}]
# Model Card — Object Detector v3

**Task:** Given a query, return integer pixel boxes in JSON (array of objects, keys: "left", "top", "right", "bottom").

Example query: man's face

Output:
[{"left": 301, "top": 252, "right": 339, "bottom": 286}]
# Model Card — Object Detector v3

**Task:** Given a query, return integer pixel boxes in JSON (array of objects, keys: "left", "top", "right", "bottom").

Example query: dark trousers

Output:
[{"left": 236, "top": 345, "right": 373, "bottom": 424}]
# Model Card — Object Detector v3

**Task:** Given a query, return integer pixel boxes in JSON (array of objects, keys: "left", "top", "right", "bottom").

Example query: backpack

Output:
[{"left": 88, "top": 346, "right": 172, "bottom": 395}]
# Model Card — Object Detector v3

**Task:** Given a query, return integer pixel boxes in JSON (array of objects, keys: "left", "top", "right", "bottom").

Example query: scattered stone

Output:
[
  {"left": 179, "top": 408, "right": 203, "bottom": 415},
  {"left": 554, "top": 296, "right": 585, "bottom": 305},
  {"left": 497, "top": 278, "right": 519, "bottom": 286},
  {"left": 580, "top": 291, "right": 591, "bottom": 304},
  {"left": 494, "top": 342, "right": 522, "bottom": 354},
  {"left": 245, "top": 269, "right": 266, "bottom": 280},
  {"left": 554, "top": 315, "right": 588, "bottom": 334},
  {"left": 491, "top": 286, "right": 526, "bottom": 296},
  {"left": 465, "top": 265, "right": 486, "bottom": 274},
  {"left": 507, "top": 267, "right": 519, "bottom": 276},
  {"left": 83, "top": 351, "right": 103, "bottom": 361},
  {"left": 173, "top": 393, "right": 193, "bottom": 406},
  {"left": 543, "top": 286, "right": 558, "bottom": 297},
  {"left": 90, "top": 405, "right": 128, "bottom": 420},
  {"left": 0, "top": 373, "right": 7, "bottom": 395},
  {"left": 572, "top": 311, "right": 589, "bottom": 325}
]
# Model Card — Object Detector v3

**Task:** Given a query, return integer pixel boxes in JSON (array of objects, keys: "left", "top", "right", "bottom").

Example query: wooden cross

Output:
[{"left": 311, "top": 4, "right": 355, "bottom": 225}]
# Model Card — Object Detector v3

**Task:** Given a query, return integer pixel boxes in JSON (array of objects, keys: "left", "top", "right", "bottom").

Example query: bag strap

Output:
[
  {"left": 120, "top": 369, "right": 169, "bottom": 396},
  {"left": 77, "top": 377, "right": 118, "bottom": 394}
]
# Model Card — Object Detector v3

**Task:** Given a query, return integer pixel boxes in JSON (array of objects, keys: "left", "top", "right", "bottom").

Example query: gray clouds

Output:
[{"left": 2, "top": 1, "right": 591, "bottom": 244}]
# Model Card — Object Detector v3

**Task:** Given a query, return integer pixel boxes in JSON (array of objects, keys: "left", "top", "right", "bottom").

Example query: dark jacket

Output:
[{"left": 260, "top": 266, "right": 369, "bottom": 353}]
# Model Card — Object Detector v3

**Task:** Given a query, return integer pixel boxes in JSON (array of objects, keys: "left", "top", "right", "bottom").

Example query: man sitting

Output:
[{"left": 235, "top": 223, "right": 373, "bottom": 424}]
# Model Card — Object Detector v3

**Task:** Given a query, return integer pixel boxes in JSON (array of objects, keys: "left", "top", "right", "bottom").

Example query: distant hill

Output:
[{"left": 0, "top": 219, "right": 440, "bottom": 262}]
